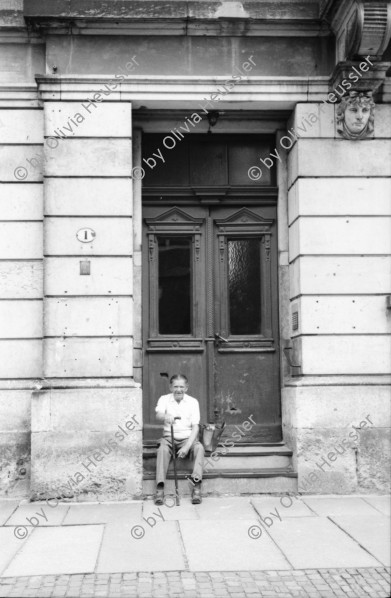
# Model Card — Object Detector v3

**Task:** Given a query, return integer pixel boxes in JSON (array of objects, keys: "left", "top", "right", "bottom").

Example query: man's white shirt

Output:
[{"left": 156, "top": 393, "right": 200, "bottom": 440}]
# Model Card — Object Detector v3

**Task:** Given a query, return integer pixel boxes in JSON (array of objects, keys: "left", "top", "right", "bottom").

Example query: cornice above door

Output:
[{"left": 23, "top": 0, "right": 329, "bottom": 37}]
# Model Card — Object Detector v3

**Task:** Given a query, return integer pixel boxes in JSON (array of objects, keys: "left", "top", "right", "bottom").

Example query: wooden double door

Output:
[{"left": 142, "top": 203, "right": 281, "bottom": 443}]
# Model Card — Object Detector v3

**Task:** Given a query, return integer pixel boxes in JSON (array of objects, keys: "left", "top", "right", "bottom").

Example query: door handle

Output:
[{"left": 214, "top": 332, "right": 228, "bottom": 344}]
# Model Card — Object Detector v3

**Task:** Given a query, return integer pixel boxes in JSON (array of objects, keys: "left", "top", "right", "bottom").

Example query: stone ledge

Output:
[{"left": 23, "top": 1, "right": 321, "bottom": 25}]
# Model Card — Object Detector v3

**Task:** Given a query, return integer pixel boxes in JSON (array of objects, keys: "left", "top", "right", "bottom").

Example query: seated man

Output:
[{"left": 155, "top": 374, "right": 204, "bottom": 505}]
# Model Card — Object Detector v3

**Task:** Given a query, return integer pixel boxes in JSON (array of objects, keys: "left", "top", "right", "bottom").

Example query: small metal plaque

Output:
[
  {"left": 292, "top": 311, "right": 299, "bottom": 331},
  {"left": 76, "top": 228, "right": 96, "bottom": 243},
  {"left": 80, "top": 260, "right": 91, "bottom": 275}
]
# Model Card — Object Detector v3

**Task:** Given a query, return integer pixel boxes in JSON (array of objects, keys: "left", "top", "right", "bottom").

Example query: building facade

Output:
[{"left": 0, "top": 0, "right": 390, "bottom": 500}]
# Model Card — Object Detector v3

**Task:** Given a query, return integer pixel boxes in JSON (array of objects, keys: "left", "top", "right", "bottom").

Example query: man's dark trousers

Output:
[{"left": 156, "top": 436, "right": 204, "bottom": 485}]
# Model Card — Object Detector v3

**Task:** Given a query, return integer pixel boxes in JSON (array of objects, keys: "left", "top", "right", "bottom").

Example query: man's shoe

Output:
[
  {"left": 191, "top": 484, "right": 202, "bottom": 504},
  {"left": 154, "top": 486, "right": 164, "bottom": 505}
]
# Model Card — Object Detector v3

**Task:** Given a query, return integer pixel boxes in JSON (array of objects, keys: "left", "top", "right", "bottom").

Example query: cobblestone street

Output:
[{"left": 0, "top": 568, "right": 390, "bottom": 598}]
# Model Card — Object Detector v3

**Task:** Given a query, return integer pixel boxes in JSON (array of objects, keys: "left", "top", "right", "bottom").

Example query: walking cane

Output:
[{"left": 171, "top": 416, "right": 181, "bottom": 506}]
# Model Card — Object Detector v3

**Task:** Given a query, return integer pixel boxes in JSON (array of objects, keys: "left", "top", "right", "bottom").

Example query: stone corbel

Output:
[
  {"left": 323, "top": 0, "right": 391, "bottom": 138},
  {"left": 323, "top": 0, "right": 391, "bottom": 62},
  {"left": 325, "top": 0, "right": 391, "bottom": 94},
  {"left": 344, "top": 1, "right": 391, "bottom": 60},
  {"left": 329, "top": 59, "right": 390, "bottom": 95}
]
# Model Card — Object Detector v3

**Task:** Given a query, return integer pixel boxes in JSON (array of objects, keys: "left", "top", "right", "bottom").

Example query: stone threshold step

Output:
[
  {"left": 144, "top": 441, "right": 286, "bottom": 448},
  {"left": 143, "top": 444, "right": 292, "bottom": 457},
  {"left": 143, "top": 467, "right": 298, "bottom": 480},
  {"left": 143, "top": 450, "right": 292, "bottom": 459}
]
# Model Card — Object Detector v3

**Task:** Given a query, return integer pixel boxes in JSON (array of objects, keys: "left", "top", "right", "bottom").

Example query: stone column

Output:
[
  {"left": 282, "top": 101, "right": 391, "bottom": 493},
  {"left": 0, "top": 106, "right": 43, "bottom": 497},
  {"left": 132, "top": 128, "right": 143, "bottom": 385},
  {"left": 31, "top": 97, "right": 142, "bottom": 500}
]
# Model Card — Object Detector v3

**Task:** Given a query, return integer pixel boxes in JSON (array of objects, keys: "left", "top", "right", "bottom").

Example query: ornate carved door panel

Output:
[
  {"left": 142, "top": 206, "right": 208, "bottom": 442},
  {"left": 210, "top": 206, "right": 280, "bottom": 442},
  {"left": 142, "top": 204, "right": 281, "bottom": 443}
]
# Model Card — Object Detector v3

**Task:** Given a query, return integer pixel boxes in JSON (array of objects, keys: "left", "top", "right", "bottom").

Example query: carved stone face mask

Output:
[
  {"left": 344, "top": 104, "right": 371, "bottom": 134},
  {"left": 336, "top": 91, "right": 375, "bottom": 140}
]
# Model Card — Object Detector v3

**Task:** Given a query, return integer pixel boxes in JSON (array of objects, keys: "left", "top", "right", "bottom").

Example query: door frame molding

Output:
[
  {"left": 133, "top": 116, "right": 291, "bottom": 433},
  {"left": 214, "top": 207, "right": 274, "bottom": 343},
  {"left": 144, "top": 207, "right": 204, "bottom": 346}
]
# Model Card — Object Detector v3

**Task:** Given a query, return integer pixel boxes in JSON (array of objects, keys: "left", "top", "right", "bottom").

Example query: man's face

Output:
[
  {"left": 170, "top": 379, "right": 188, "bottom": 402},
  {"left": 344, "top": 105, "right": 370, "bottom": 133}
]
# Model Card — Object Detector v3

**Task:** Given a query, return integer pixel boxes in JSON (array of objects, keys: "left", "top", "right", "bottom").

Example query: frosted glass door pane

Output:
[
  {"left": 158, "top": 236, "right": 192, "bottom": 334},
  {"left": 228, "top": 239, "right": 261, "bottom": 334}
]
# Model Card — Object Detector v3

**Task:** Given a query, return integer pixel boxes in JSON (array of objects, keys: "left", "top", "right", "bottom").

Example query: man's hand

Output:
[
  {"left": 164, "top": 414, "right": 176, "bottom": 425},
  {"left": 178, "top": 443, "right": 191, "bottom": 459}
]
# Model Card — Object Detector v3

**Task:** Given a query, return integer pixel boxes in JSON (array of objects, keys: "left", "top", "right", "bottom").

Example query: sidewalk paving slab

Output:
[
  {"left": 96, "top": 521, "right": 186, "bottom": 573},
  {"left": 2, "top": 525, "right": 104, "bottom": 578},
  {"left": 63, "top": 502, "right": 142, "bottom": 525},
  {"left": 362, "top": 496, "right": 391, "bottom": 517},
  {"left": 5, "top": 503, "right": 69, "bottom": 527},
  {"left": 251, "top": 496, "right": 315, "bottom": 518},
  {"left": 190, "top": 497, "right": 257, "bottom": 520},
  {"left": 0, "top": 502, "right": 19, "bottom": 526},
  {"left": 264, "top": 516, "right": 382, "bottom": 569},
  {"left": 179, "top": 520, "right": 292, "bottom": 571},
  {"left": 1, "top": 494, "right": 390, "bottom": 593},
  {"left": 142, "top": 499, "right": 199, "bottom": 521},
  {"left": 302, "top": 496, "right": 386, "bottom": 517},
  {"left": 0, "top": 528, "right": 30, "bottom": 575},
  {"left": 330, "top": 514, "right": 391, "bottom": 567}
]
